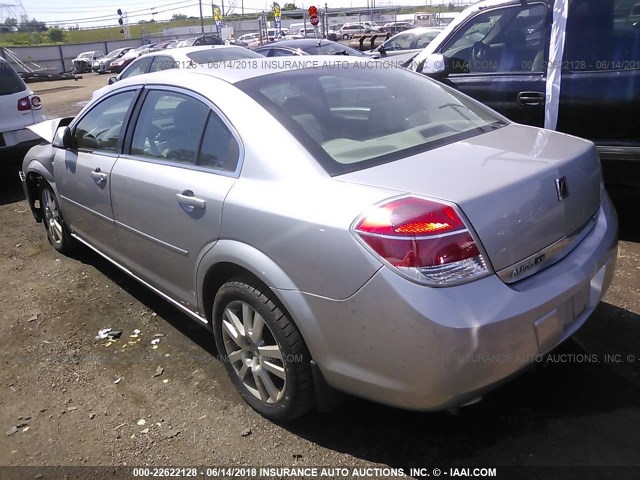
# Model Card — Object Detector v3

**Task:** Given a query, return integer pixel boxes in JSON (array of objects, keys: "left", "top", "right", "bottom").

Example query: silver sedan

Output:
[{"left": 20, "top": 58, "right": 618, "bottom": 421}]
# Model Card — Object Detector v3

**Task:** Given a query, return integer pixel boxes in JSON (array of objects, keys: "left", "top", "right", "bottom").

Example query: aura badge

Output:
[{"left": 555, "top": 176, "right": 569, "bottom": 201}]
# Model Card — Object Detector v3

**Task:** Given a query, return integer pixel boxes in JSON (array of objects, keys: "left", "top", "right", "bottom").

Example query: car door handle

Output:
[
  {"left": 517, "top": 91, "right": 545, "bottom": 107},
  {"left": 90, "top": 168, "right": 108, "bottom": 185},
  {"left": 176, "top": 192, "right": 206, "bottom": 209}
]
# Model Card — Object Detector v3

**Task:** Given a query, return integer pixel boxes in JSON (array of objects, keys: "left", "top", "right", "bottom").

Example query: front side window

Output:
[
  {"left": 130, "top": 91, "right": 209, "bottom": 164},
  {"left": 74, "top": 91, "right": 136, "bottom": 152},
  {"left": 441, "top": 3, "right": 548, "bottom": 74},
  {"left": 384, "top": 33, "right": 413, "bottom": 51},
  {"left": 238, "top": 66, "right": 503, "bottom": 175},
  {"left": 415, "top": 30, "right": 440, "bottom": 49}
]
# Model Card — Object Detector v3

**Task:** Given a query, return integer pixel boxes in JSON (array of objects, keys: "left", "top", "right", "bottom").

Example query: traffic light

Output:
[{"left": 117, "top": 9, "right": 124, "bottom": 34}]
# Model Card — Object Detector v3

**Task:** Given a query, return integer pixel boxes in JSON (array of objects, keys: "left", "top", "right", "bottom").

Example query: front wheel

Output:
[
  {"left": 212, "top": 280, "right": 314, "bottom": 422},
  {"left": 41, "top": 183, "right": 76, "bottom": 254}
]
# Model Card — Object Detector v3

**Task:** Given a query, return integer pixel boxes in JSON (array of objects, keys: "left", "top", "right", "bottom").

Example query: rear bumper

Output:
[{"left": 281, "top": 194, "right": 618, "bottom": 411}]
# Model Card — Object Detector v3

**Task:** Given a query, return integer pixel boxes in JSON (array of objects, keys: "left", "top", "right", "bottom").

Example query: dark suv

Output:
[{"left": 410, "top": 0, "right": 640, "bottom": 187}]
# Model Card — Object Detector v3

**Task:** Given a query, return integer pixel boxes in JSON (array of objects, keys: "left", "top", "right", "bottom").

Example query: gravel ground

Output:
[{"left": 0, "top": 74, "right": 639, "bottom": 476}]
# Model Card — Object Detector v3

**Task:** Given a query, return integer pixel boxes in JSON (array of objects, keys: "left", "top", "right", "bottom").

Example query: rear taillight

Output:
[
  {"left": 30, "top": 95, "right": 42, "bottom": 109},
  {"left": 17, "top": 96, "right": 31, "bottom": 111},
  {"left": 353, "top": 196, "right": 490, "bottom": 286},
  {"left": 17, "top": 95, "right": 42, "bottom": 111}
]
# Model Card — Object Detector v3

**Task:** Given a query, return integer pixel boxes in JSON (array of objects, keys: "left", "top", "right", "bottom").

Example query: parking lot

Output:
[{"left": 1, "top": 73, "right": 639, "bottom": 473}]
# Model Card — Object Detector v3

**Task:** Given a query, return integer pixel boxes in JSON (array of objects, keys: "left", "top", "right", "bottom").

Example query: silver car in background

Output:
[{"left": 20, "top": 59, "right": 617, "bottom": 421}]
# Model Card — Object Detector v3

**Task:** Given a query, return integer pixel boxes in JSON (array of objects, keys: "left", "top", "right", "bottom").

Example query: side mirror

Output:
[
  {"left": 422, "top": 53, "right": 450, "bottom": 78},
  {"left": 108, "top": 76, "right": 117, "bottom": 85},
  {"left": 52, "top": 126, "right": 73, "bottom": 149},
  {"left": 378, "top": 44, "right": 387, "bottom": 57}
]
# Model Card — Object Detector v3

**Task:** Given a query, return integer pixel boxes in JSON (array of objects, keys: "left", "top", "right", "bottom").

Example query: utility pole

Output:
[{"left": 199, "top": 0, "right": 204, "bottom": 33}]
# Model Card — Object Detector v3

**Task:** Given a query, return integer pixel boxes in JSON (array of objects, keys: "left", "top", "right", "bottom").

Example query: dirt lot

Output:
[{"left": 1, "top": 74, "right": 639, "bottom": 475}]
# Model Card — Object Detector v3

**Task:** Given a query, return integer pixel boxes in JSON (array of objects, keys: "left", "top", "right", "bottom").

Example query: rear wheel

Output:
[
  {"left": 41, "top": 183, "right": 75, "bottom": 254},
  {"left": 212, "top": 279, "right": 314, "bottom": 421}
]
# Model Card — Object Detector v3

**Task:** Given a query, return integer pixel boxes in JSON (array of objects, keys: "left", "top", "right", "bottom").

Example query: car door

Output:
[
  {"left": 557, "top": 0, "right": 640, "bottom": 152},
  {"left": 56, "top": 88, "right": 138, "bottom": 257},
  {"left": 110, "top": 88, "right": 241, "bottom": 311},
  {"left": 435, "top": 2, "right": 550, "bottom": 126}
]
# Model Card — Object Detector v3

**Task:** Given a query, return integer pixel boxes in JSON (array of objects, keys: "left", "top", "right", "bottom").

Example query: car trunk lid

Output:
[{"left": 338, "top": 124, "right": 602, "bottom": 277}]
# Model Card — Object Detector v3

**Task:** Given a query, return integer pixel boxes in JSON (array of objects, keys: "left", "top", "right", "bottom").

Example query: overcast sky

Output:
[{"left": 15, "top": 0, "right": 468, "bottom": 28}]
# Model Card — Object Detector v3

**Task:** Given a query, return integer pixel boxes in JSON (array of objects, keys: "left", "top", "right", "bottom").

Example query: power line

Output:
[
  {"left": 14, "top": 0, "right": 199, "bottom": 25},
  {"left": 27, "top": 0, "right": 196, "bottom": 14}
]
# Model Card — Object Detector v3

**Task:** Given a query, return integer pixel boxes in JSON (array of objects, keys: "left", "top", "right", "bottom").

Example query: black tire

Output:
[
  {"left": 40, "top": 182, "right": 76, "bottom": 254},
  {"left": 212, "top": 279, "right": 314, "bottom": 422}
]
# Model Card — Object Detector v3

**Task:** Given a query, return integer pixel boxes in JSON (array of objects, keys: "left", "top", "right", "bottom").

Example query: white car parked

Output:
[
  {"left": 92, "top": 46, "right": 265, "bottom": 99},
  {"left": 0, "top": 58, "right": 45, "bottom": 161},
  {"left": 71, "top": 51, "right": 104, "bottom": 73}
]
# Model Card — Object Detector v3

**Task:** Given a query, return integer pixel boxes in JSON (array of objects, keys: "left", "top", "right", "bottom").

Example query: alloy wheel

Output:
[
  {"left": 221, "top": 300, "right": 286, "bottom": 404},
  {"left": 42, "top": 187, "right": 64, "bottom": 246}
]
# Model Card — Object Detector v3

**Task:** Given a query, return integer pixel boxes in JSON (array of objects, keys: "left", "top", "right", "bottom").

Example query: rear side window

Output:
[
  {"left": 150, "top": 56, "right": 178, "bottom": 72},
  {"left": 130, "top": 91, "right": 209, "bottom": 164},
  {"left": 121, "top": 57, "right": 153, "bottom": 79},
  {"left": 0, "top": 61, "right": 27, "bottom": 95},
  {"left": 564, "top": 0, "right": 640, "bottom": 71},
  {"left": 198, "top": 113, "right": 240, "bottom": 172}
]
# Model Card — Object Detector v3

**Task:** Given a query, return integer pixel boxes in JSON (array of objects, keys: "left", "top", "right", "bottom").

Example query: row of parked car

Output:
[{"left": 70, "top": 35, "right": 224, "bottom": 74}]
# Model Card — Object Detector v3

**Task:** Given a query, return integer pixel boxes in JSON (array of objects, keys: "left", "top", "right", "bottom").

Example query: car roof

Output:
[
  {"left": 135, "top": 45, "right": 245, "bottom": 61},
  {"left": 270, "top": 39, "right": 339, "bottom": 48},
  {"left": 111, "top": 55, "right": 367, "bottom": 88}
]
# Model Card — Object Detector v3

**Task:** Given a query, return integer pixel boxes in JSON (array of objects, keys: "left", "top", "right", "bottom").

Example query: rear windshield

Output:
[
  {"left": 186, "top": 48, "right": 263, "bottom": 63},
  {"left": 0, "top": 61, "right": 27, "bottom": 95},
  {"left": 237, "top": 64, "right": 504, "bottom": 175}
]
